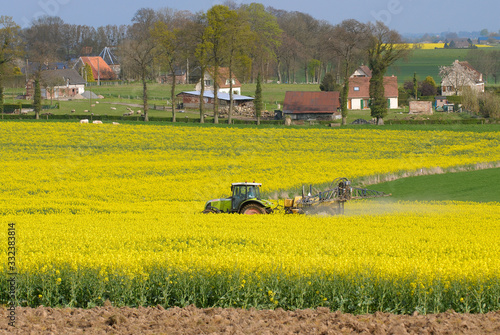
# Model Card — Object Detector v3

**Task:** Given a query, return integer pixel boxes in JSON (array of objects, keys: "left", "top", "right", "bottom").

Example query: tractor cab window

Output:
[{"left": 247, "top": 185, "right": 260, "bottom": 199}]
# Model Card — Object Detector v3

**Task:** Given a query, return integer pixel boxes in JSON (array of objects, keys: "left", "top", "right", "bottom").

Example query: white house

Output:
[
  {"left": 440, "top": 60, "right": 485, "bottom": 96},
  {"left": 195, "top": 67, "right": 242, "bottom": 95},
  {"left": 26, "top": 69, "right": 86, "bottom": 100}
]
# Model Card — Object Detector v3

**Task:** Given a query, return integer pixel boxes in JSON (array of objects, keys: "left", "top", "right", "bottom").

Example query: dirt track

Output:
[{"left": 2, "top": 305, "right": 500, "bottom": 334}]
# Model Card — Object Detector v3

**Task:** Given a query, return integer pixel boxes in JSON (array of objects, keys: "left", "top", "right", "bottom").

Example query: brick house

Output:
[{"left": 73, "top": 56, "right": 117, "bottom": 81}]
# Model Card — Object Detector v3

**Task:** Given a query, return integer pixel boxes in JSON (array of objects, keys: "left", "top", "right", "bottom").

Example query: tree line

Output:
[{"left": 1, "top": 2, "right": 411, "bottom": 123}]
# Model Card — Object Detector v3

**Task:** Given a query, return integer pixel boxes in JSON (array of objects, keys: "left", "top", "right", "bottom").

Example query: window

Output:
[
  {"left": 204, "top": 79, "right": 212, "bottom": 86},
  {"left": 225, "top": 79, "right": 235, "bottom": 85},
  {"left": 354, "top": 86, "right": 360, "bottom": 91}
]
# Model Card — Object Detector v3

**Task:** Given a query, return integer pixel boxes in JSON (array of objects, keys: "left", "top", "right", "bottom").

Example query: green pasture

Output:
[
  {"left": 388, "top": 46, "right": 500, "bottom": 84},
  {"left": 372, "top": 168, "right": 500, "bottom": 203}
]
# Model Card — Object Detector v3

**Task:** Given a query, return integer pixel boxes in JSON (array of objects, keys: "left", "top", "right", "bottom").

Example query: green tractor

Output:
[{"left": 203, "top": 182, "right": 274, "bottom": 214}]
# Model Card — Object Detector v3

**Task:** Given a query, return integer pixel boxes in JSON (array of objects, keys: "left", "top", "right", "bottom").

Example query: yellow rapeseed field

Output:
[{"left": 1, "top": 122, "right": 499, "bottom": 312}]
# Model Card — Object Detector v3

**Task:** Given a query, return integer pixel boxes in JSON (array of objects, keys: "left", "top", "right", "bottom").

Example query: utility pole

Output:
[{"left": 97, "top": 58, "right": 100, "bottom": 86}]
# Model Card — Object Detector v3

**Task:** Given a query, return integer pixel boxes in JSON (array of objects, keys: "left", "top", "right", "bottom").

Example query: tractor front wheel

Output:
[
  {"left": 240, "top": 204, "right": 266, "bottom": 215},
  {"left": 202, "top": 207, "right": 220, "bottom": 214}
]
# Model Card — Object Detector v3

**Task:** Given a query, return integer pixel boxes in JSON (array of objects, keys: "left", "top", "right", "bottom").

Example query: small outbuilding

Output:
[
  {"left": 176, "top": 90, "right": 254, "bottom": 109},
  {"left": 409, "top": 101, "right": 433, "bottom": 115}
]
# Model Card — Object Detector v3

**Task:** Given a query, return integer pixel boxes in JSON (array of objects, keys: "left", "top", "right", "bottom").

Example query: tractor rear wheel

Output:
[{"left": 240, "top": 204, "right": 266, "bottom": 215}]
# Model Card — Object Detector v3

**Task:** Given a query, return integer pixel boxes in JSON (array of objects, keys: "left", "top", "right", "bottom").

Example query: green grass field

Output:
[
  {"left": 371, "top": 168, "right": 500, "bottom": 202},
  {"left": 388, "top": 46, "right": 500, "bottom": 84}
]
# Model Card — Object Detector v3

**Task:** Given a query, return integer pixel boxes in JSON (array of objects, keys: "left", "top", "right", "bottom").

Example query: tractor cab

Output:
[
  {"left": 231, "top": 183, "right": 261, "bottom": 211},
  {"left": 203, "top": 182, "right": 273, "bottom": 214}
]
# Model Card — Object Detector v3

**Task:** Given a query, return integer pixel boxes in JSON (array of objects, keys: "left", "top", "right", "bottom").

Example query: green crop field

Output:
[
  {"left": 388, "top": 46, "right": 500, "bottom": 84},
  {"left": 371, "top": 168, "right": 500, "bottom": 202}
]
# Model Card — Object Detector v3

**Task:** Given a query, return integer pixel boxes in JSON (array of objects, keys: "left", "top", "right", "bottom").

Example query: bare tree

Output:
[
  {"left": 120, "top": 8, "right": 159, "bottom": 121},
  {"left": 327, "top": 19, "right": 368, "bottom": 125}
]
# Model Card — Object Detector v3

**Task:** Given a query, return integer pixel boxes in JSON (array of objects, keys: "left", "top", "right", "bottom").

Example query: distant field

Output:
[
  {"left": 388, "top": 46, "right": 500, "bottom": 84},
  {"left": 371, "top": 168, "right": 500, "bottom": 202}
]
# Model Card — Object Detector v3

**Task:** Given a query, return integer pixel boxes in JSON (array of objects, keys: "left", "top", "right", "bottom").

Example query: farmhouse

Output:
[
  {"left": 73, "top": 56, "right": 117, "bottom": 81},
  {"left": 161, "top": 68, "right": 188, "bottom": 85},
  {"left": 348, "top": 66, "right": 399, "bottom": 109},
  {"left": 25, "top": 69, "right": 85, "bottom": 100},
  {"left": 195, "top": 67, "right": 241, "bottom": 95},
  {"left": 440, "top": 60, "right": 484, "bottom": 96},
  {"left": 177, "top": 90, "right": 254, "bottom": 109},
  {"left": 282, "top": 91, "right": 341, "bottom": 120}
]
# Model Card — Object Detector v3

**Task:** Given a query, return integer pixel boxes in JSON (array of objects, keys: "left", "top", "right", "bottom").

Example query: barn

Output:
[{"left": 282, "top": 91, "right": 341, "bottom": 120}]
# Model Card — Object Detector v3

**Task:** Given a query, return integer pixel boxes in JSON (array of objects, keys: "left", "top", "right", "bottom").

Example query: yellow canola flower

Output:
[{"left": 0, "top": 123, "right": 499, "bottom": 285}]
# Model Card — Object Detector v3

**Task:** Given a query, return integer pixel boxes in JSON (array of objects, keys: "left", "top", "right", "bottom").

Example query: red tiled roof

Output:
[
  {"left": 80, "top": 56, "right": 116, "bottom": 80},
  {"left": 283, "top": 91, "right": 340, "bottom": 114},
  {"left": 348, "top": 76, "right": 398, "bottom": 98}
]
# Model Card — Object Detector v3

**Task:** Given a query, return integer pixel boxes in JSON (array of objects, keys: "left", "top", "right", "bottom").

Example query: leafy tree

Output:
[
  {"left": 419, "top": 76, "right": 437, "bottom": 96},
  {"left": 419, "top": 81, "right": 437, "bottom": 96},
  {"left": 319, "top": 72, "right": 340, "bottom": 91},
  {"left": 307, "top": 59, "right": 321, "bottom": 83},
  {"left": 366, "top": 21, "right": 410, "bottom": 124},
  {"left": 203, "top": 5, "right": 238, "bottom": 124},
  {"left": 83, "top": 63, "right": 94, "bottom": 82},
  {"left": 0, "top": 16, "right": 22, "bottom": 116},
  {"left": 412, "top": 72, "right": 418, "bottom": 99},
  {"left": 240, "top": 3, "right": 282, "bottom": 81},
  {"left": 254, "top": 72, "right": 263, "bottom": 125},
  {"left": 33, "top": 75, "right": 41, "bottom": 116}
]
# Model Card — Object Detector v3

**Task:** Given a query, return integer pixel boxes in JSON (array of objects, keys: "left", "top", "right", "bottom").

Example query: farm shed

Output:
[
  {"left": 283, "top": 91, "right": 341, "bottom": 120},
  {"left": 176, "top": 91, "right": 254, "bottom": 109},
  {"left": 409, "top": 101, "right": 433, "bottom": 115}
]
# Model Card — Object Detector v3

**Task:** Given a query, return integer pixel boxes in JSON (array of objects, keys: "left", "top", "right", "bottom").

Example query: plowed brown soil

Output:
[{"left": 2, "top": 305, "right": 500, "bottom": 334}]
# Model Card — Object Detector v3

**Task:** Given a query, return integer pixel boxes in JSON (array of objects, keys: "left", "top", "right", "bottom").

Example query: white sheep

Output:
[
  {"left": 93, "top": 120, "right": 103, "bottom": 124},
  {"left": 80, "top": 119, "right": 89, "bottom": 124}
]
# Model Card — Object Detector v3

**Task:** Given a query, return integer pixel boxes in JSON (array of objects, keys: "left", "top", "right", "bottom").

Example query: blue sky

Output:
[{"left": 3, "top": 0, "right": 498, "bottom": 35}]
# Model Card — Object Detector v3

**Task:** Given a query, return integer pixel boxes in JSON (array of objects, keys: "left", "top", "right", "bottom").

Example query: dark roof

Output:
[
  {"left": 22, "top": 62, "right": 70, "bottom": 74},
  {"left": 283, "top": 91, "right": 340, "bottom": 114},
  {"left": 40, "top": 69, "right": 86, "bottom": 86}
]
